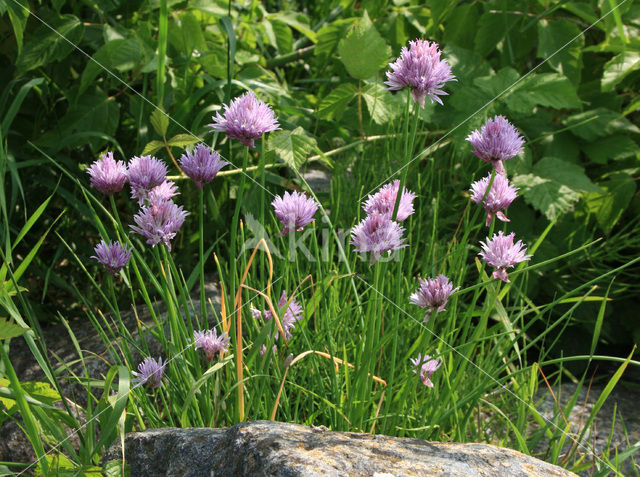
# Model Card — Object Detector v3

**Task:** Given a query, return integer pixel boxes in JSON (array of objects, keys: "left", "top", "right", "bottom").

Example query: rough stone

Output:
[{"left": 103, "top": 420, "right": 577, "bottom": 477}]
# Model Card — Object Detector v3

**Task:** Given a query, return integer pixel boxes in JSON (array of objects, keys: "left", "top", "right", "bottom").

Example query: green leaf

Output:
[
  {"left": 0, "top": 317, "right": 29, "bottom": 339},
  {"left": 268, "top": 127, "right": 317, "bottom": 170},
  {"left": 537, "top": 19, "right": 584, "bottom": 85},
  {"left": 80, "top": 39, "right": 144, "bottom": 93},
  {"left": 581, "top": 134, "right": 638, "bottom": 164},
  {"left": 168, "top": 11, "right": 205, "bottom": 56},
  {"left": 443, "top": 3, "right": 480, "bottom": 49},
  {"left": 1, "top": 77, "right": 44, "bottom": 135},
  {"left": 315, "top": 18, "right": 353, "bottom": 63},
  {"left": 361, "top": 82, "right": 397, "bottom": 124},
  {"left": 166, "top": 133, "right": 199, "bottom": 148},
  {"left": 563, "top": 108, "right": 640, "bottom": 141},
  {"left": 602, "top": 51, "right": 640, "bottom": 92},
  {"left": 16, "top": 14, "right": 84, "bottom": 73},
  {"left": 505, "top": 73, "right": 581, "bottom": 114},
  {"left": 474, "top": 11, "right": 517, "bottom": 57},
  {"left": 150, "top": 109, "right": 169, "bottom": 137},
  {"left": 267, "top": 12, "right": 316, "bottom": 43},
  {"left": 317, "top": 83, "right": 357, "bottom": 121},
  {"left": 271, "top": 19, "right": 293, "bottom": 54},
  {"left": 338, "top": 11, "right": 390, "bottom": 80},
  {"left": 37, "top": 88, "right": 120, "bottom": 152},
  {"left": 141, "top": 140, "right": 165, "bottom": 156},
  {"left": 474, "top": 67, "right": 519, "bottom": 97},
  {"left": 2, "top": 0, "right": 30, "bottom": 53},
  {"left": 512, "top": 157, "right": 602, "bottom": 221},
  {"left": 585, "top": 172, "right": 636, "bottom": 233}
]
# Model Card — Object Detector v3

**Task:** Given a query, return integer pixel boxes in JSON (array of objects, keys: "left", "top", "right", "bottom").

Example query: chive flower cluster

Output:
[
  {"left": 466, "top": 116, "right": 532, "bottom": 282},
  {"left": 351, "top": 181, "right": 416, "bottom": 265}
]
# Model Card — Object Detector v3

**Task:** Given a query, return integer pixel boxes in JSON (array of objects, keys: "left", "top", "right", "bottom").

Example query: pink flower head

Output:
[
  {"left": 271, "top": 191, "right": 319, "bottom": 237},
  {"left": 130, "top": 200, "right": 189, "bottom": 251},
  {"left": 127, "top": 155, "right": 168, "bottom": 204},
  {"left": 470, "top": 173, "right": 519, "bottom": 226},
  {"left": 209, "top": 91, "right": 280, "bottom": 147},
  {"left": 90, "top": 240, "right": 132, "bottom": 275},
  {"left": 87, "top": 152, "right": 128, "bottom": 195},
  {"left": 362, "top": 180, "right": 416, "bottom": 222},
  {"left": 479, "top": 231, "right": 532, "bottom": 283},
  {"left": 410, "top": 354, "right": 441, "bottom": 387},
  {"left": 179, "top": 144, "right": 229, "bottom": 189},
  {"left": 385, "top": 39, "right": 456, "bottom": 108},
  {"left": 410, "top": 275, "right": 459, "bottom": 322},
  {"left": 466, "top": 116, "right": 524, "bottom": 175},
  {"left": 193, "top": 329, "right": 230, "bottom": 362},
  {"left": 263, "top": 291, "right": 303, "bottom": 341},
  {"left": 350, "top": 212, "right": 407, "bottom": 265},
  {"left": 148, "top": 181, "right": 179, "bottom": 207},
  {"left": 132, "top": 357, "right": 166, "bottom": 389}
]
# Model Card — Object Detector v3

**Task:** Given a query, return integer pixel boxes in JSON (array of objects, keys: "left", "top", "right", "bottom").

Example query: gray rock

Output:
[{"left": 104, "top": 420, "right": 577, "bottom": 476}]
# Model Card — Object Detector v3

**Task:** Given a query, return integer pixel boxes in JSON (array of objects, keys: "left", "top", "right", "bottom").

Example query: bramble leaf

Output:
[{"left": 338, "top": 11, "right": 390, "bottom": 80}]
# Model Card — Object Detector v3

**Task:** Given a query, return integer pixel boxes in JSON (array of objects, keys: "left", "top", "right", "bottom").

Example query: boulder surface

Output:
[{"left": 104, "top": 420, "right": 577, "bottom": 476}]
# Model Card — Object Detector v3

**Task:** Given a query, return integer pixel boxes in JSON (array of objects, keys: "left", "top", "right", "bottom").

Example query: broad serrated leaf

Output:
[
  {"left": 315, "top": 19, "right": 353, "bottom": 62},
  {"left": 505, "top": 73, "right": 581, "bottom": 114},
  {"left": 80, "top": 38, "right": 144, "bottom": 93},
  {"left": 581, "top": 135, "right": 638, "bottom": 164},
  {"left": 361, "top": 82, "right": 397, "bottom": 124},
  {"left": 338, "top": 11, "right": 390, "bottom": 80},
  {"left": 0, "top": 317, "right": 29, "bottom": 339},
  {"left": 16, "top": 14, "right": 84, "bottom": 73},
  {"left": 443, "top": 4, "right": 480, "bottom": 49},
  {"left": 585, "top": 172, "right": 636, "bottom": 233},
  {"left": 512, "top": 157, "right": 601, "bottom": 221},
  {"left": 474, "top": 11, "right": 517, "bottom": 57},
  {"left": 317, "top": 83, "right": 357, "bottom": 121},
  {"left": 166, "top": 133, "right": 200, "bottom": 148},
  {"left": 537, "top": 19, "right": 584, "bottom": 85},
  {"left": 602, "top": 51, "right": 640, "bottom": 92},
  {"left": 474, "top": 67, "right": 520, "bottom": 97},
  {"left": 268, "top": 127, "right": 317, "bottom": 170},
  {"left": 564, "top": 108, "right": 640, "bottom": 141},
  {"left": 141, "top": 140, "right": 165, "bottom": 156},
  {"left": 150, "top": 109, "right": 170, "bottom": 137}
]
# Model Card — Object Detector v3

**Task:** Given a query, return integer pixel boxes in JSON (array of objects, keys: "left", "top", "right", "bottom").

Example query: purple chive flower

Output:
[
  {"left": 410, "top": 275, "right": 459, "bottom": 322},
  {"left": 193, "top": 329, "right": 231, "bottom": 362},
  {"left": 263, "top": 291, "right": 303, "bottom": 341},
  {"left": 479, "top": 231, "right": 532, "bottom": 283},
  {"left": 362, "top": 180, "right": 416, "bottom": 222},
  {"left": 127, "top": 156, "right": 168, "bottom": 204},
  {"left": 132, "top": 357, "right": 166, "bottom": 389},
  {"left": 209, "top": 91, "right": 280, "bottom": 148},
  {"left": 410, "top": 354, "right": 442, "bottom": 388},
  {"left": 470, "top": 173, "right": 519, "bottom": 227},
  {"left": 271, "top": 191, "right": 319, "bottom": 237},
  {"left": 466, "top": 116, "right": 525, "bottom": 175},
  {"left": 90, "top": 240, "right": 132, "bottom": 275},
  {"left": 148, "top": 181, "right": 179, "bottom": 206},
  {"left": 130, "top": 200, "right": 189, "bottom": 251},
  {"left": 86, "top": 152, "right": 128, "bottom": 195},
  {"left": 385, "top": 39, "right": 456, "bottom": 108},
  {"left": 179, "top": 144, "right": 229, "bottom": 189},
  {"left": 350, "top": 212, "right": 407, "bottom": 265},
  {"left": 250, "top": 306, "right": 262, "bottom": 320}
]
